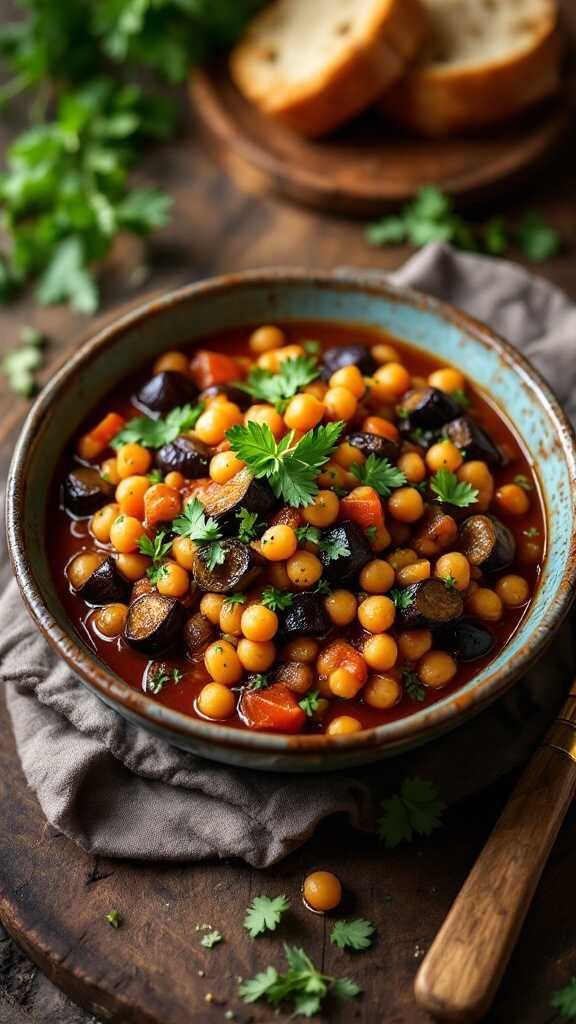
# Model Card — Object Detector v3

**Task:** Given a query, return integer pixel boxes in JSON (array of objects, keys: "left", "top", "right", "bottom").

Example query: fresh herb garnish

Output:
[
  {"left": 1, "top": 325, "right": 47, "bottom": 397},
  {"left": 295, "top": 524, "right": 350, "bottom": 562},
  {"left": 146, "top": 665, "right": 183, "bottom": 695},
  {"left": 302, "top": 339, "right": 321, "bottom": 357},
  {"left": 365, "top": 525, "right": 378, "bottom": 542},
  {"left": 224, "top": 592, "right": 247, "bottom": 608},
  {"left": 314, "top": 579, "right": 332, "bottom": 596},
  {"left": 450, "top": 389, "right": 470, "bottom": 410},
  {"left": 517, "top": 211, "right": 560, "bottom": 262},
  {"left": 147, "top": 468, "right": 163, "bottom": 484},
  {"left": 173, "top": 497, "right": 224, "bottom": 571},
  {"left": 200, "top": 930, "right": 222, "bottom": 949},
  {"left": 138, "top": 530, "right": 174, "bottom": 584},
  {"left": 430, "top": 469, "right": 478, "bottom": 508},
  {"left": 246, "top": 674, "right": 270, "bottom": 691},
  {"left": 236, "top": 508, "right": 265, "bottom": 543},
  {"left": 442, "top": 575, "right": 457, "bottom": 590},
  {"left": 330, "top": 919, "right": 375, "bottom": 952},
  {"left": 244, "top": 895, "right": 290, "bottom": 938},
  {"left": 402, "top": 666, "right": 426, "bottom": 703},
  {"left": 298, "top": 690, "right": 322, "bottom": 717},
  {"left": 295, "top": 525, "right": 321, "bottom": 545},
  {"left": 513, "top": 473, "right": 533, "bottom": 492},
  {"left": 389, "top": 587, "right": 415, "bottom": 611},
  {"left": 111, "top": 403, "right": 204, "bottom": 450},
  {"left": 377, "top": 777, "right": 445, "bottom": 848},
  {"left": 523, "top": 527, "right": 540, "bottom": 538},
  {"left": 351, "top": 454, "right": 406, "bottom": 498},
  {"left": 239, "top": 944, "right": 361, "bottom": 1018},
  {"left": 106, "top": 910, "right": 121, "bottom": 929},
  {"left": 261, "top": 586, "right": 294, "bottom": 612},
  {"left": 551, "top": 978, "right": 576, "bottom": 1019},
  {"left": 236, "top": 356, "right": 320, "bottom": 411},
  {"left": 227, "top": 421, "right": 343, "bottom": 508}
]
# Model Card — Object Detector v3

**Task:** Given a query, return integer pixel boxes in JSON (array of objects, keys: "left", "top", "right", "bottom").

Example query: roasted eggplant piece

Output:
[
  {"left": 78, "top": 556, "right": 129, "bottom": 605},
  {"left": 399, "top": 387, "right": 461, "bottom": 431},
  {"left": 280, "top": 593, "right": 331, "bottom": 639},
  {"left": 436, "top": 619, "right": 495, "bottom": 662},
  {"left": 319, "top": 521, "right": 372, "bottom": 583},
  {"left": 135, "top": 371, "right": 198, "bottom": 416},
  {"left": 397, "top": 579, "right": 463, "bottom": 628},
  {"left": 199, "top": 467, "right": 275, "bottom": 531},
  {"left": 322, "top": 344, "right": 376, "bottom": 378},
  {"left": 183, "top": 612, "right": 217, "bottom": 656},
  {"left": 199, "top": 383, "right": 252, "bottom": 412},
  {"left": 413, "top": 508, "right": 459, "bottom": 558},
  {"left": 124, "top": 593, "right": 185, "bottom": 655},
  {"left": 62, "top": 466, "right": 114, "bottom": 517},
  {"left": 347, "top": 432, "right": 399, "bottom": 461},
  {"left": 442, "top": 416, "right": 502, "bottom": 467},
  {"left": 272, "top": 661, "right": 315, "bottom": 694},
  {"left": 191, "top": 539, "right": 263, "bottom": 593},
  {"left": 155, "top": 436, "right": 210, "bottom": 479},
  {"left": 460, "top": 514, "right": 516, "bottom": 573}
]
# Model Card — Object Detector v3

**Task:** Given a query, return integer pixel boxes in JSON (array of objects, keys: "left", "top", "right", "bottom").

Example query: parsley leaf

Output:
[
  {"left": 106, "top": 910, "right": 121, "bottom": 929},
  {"left": 223, "top": 592, "right": 247, "bottom": 608},
  {"left": 246, "top": 673, "right": 270, "bottom": 691},
  {"left": 517, "top": 211, "right": 560, "bottom": 262},
  {"left": 351, "top": 454, "right": 406, "bottom": 497},
  {"left": 389, "top": 587, "right": 415, "bottom": 611},
  {"left": 239, "top": 943, "right": 361, "bottom": 1017},
  {"left": 261, "top": 586, "right": 294, "bottom": 612},
  {"left": 173, "top": 498, "right": 221, "bottom": 542},
  {"left": 330, "top": 919, "right": 375, "bottom": 952},
  {"left": 513, "top": 473, "right": 533, "bottom": 492},
  {"left": 111, "top": 403, "right": 204, "bottom": 449},
  {"left": 200, "top": 930, "right": 222, "bottom": 949},
  {"left": 1, "top": 330, "right": 45, "bottom": 397},
  {"left": 236, "top": 508, "right": 264, "bottom": 543},
  {"left": 377, "top": 777, "right": 445, "bottom": 849},
  {"left": 138, "top": 530, "right": 173, "bottom": 584},
  {"left": 450, "top": 389, "right": 470, "bottom": 410},
  {"left": 295, "top": 525, "right": 321, "bottom": 545},
  {"left": 227, "top": 421, "right": 343, "bottom": 508},
  {"left": 402, "top": 666, "right": 426, "bottom": 703},
  {"left": 199, "top": 541, "right": 226, "bottom": 572},
  {"left": 146, "top": 665, "right": 183, "bottom": 695},
  {"left": 295, "top": 524, "right": 350, "bottom": 562},
  {"left": 314, "top": 579, "right": 332, "bottom": 596},
  {"left": 236, "top": 356, "right": 320, "bottom": 411},
  {"left": 430, "top": 469, "right": 478, "bottom": 508},
  {"left": 298, "top": 690, "right": 322, "bottom": 717},
  {"left": 551, "top": 978, "right": 576, "bottom": 1019},
  {"left": 244, "top": 895, "right": 290, "bottom": 938}
]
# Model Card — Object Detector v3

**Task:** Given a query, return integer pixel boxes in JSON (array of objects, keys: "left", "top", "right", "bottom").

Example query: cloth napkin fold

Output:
[{"left": 2, "top": 242, "right": 576, "bottom": 868}]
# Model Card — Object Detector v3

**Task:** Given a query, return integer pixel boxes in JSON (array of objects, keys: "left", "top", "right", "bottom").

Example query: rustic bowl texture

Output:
[{"left": 6, "top": 270, "right": 576, "bottom": 771}]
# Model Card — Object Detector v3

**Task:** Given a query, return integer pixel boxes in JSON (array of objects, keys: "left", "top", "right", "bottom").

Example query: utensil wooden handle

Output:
[{"left": 415, "top": 680, "right": 576, "bottom": 1023}]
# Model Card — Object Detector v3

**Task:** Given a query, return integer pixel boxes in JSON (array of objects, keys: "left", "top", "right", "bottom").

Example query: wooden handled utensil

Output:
[{"left": 415, "top": 679, "right": 576, "bottom": 1023}]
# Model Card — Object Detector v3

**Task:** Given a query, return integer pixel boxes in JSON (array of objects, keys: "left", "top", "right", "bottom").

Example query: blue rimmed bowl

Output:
[{"left": 7, "top": 269, "right": 576, "bottom": 771}]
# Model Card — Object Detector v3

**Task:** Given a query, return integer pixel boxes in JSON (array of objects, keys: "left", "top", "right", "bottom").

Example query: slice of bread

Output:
[
  {"left": 380, "top": 0, "right": 561, "bottom": 137},
  {"left": 230, "top": 0, "right": 428, "bottom": 138}
]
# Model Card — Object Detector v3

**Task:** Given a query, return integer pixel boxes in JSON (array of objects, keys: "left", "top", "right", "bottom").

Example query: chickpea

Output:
[
  {"left": 204, "top": 640, "right": 243, "bottom": 685},
  {"left": 329, "top": 668, "right": 363, "bottom": 699},
  {"left": 458, "top": 461, "right": 493, "bottom": 491},
  {"left": 90, "top": 502, "right": 120, "bottom": 544},
  {"left": 116, "top": 552, "right": 150, "bottom": 582},
  {"left": 109, "top": 515, "right": 146, "bottom": 554},
  {"left": 495, "top": 574, "right": 530, "bottom": 608},
  {"left": 363, "top": 634, "right": 398, "bottom": 672},
  {"left": 208, "top": 451, "right": 244, "bottom": 485},
  {"left": 357, "top": 595, "right": 396, "bottom": 633},
  {"left": 218, "top": 599, "right": 245, "bottom": 637},
  {"left": 303, "top": 871, "right": 342, "bottom": 913},
  {"left": 317, "top": 461, "right": 349, "bottom": 490},
  {"left": 260, "top": 524, "right": 298, "bottom": 561},
  {"left": 302, "top": 490, "right": 340, "bottom": 528},
  {"left": 397, "top": 559, "right": 430, "bottom": 587},
  {"left": 388, "top": 521, "right": 411, "bottom": 546},
  {"left": 327, "top": 716, "right": 362, "bottom": 736},
  {"left": 495, "top": 483, "right": 531, "bottom": 517},
  {"left": 171, "top": 535, "right": 196, "bottom": 571},
  {"left": 267, "top": 561, "right": 292, "bottom": 590},
  {"left": 249, "top": 325, "right": 285, "bottom": 354},
  {"left": 67, "top": 551, "right": 105, "bottom": 590},
  {"left": 373, "top": 362, "right": 411, "bottom": 396},
  {"left": 94, "top": 603, "right": 128, "bottom": 638},
  {"left": 387, "top": 548, "right": 418, "bottom": 572},
  {"left": 196, "top": 403, "right": 243, "bottom": 445},
  {"left": 197, "top": 682, "right": 236, "bottom": 720},
  {"left": 237, "top": 639, "right": 276, "bottom": 672},
  {"left": 324, "top": 590, "right": 357, "bottom": 626},
  {"left": 241, "top": 604, "right": 278, "bottom": 642},
  {"left": 303, "top": 380, "right": 328, "bottom": 401},
  {"left": 388, "top": 487, "right": 424, "bottom": 524},
  {"left": 359, "top": 559, "right": 395, "bottom": 594},
  {"left": 116, "top": 443, "right": 152, "bottom": 480},
  {"left": 418, "top": 651, "right": 457, "bottom": 688},
  {"left": 426, "top": 440, "right": 463, "bottom": 474},
  {"left": 156, "top": 561, "right": 189, "bottom": 598},
  {"left": 369, "top": 524, "right": 392, "bottom": 553},
  {"left": 466, "top": 587, "right": 503, "bottom": 622},
  {"left": 274, "top": 344, "right": 305, "bottom": 365},
  {"left": 244, "top": 403, "right": 285, "bottom": 439},
  {"left": 397, "top": 451, "right": 426, "bottom": 484},
  {"left": 101, "top": 457, "right": 120, "bottom": 486},
  {"left": 363, "top": 673, "right": 402, "bottom": 709},
  {"left": 362, "top": 416, "right": 399, "bottom": 442},
  {"left": 323, "top": 386, "right": 357, "bottom": 422},
  {"left": 164, "top": 471, "right": 184, "bottom": 490},
  {"left": 434, "top": 552, "right": 471, "bottom": 592},
  {"left": 428, "top": 367, "right": 465, "bottom": 393},
  {"left": 144, "top": 483, "right": 182, "bottom": 527},
  {"left": 371, "top": 343, "right": 399, "bottom": 365},
  {"left": 333, "top": 441, "right": 365, "bottom": 470},
  {"left": 287, "top": 550, "right": 323, "bottom": 588},
  {"left": 153, "top": 350, "right": 189, "bottom": 375},
  {"left": 519, "top": 539, "right": 542, "bottom": 565},
  {"left": 329, "top": 365, "right": 365, "bottom": 399},
  {"left": 116, "top": 475, "right": 150, "bottom": 519},
  {"left": 200, "top": 592, "right": 226, "bottom": 625},
  {"left": 284, "top": 393, "right": 324, "bottom": 431},
  {"left": 398, "top": 629, "right": 432, "bottom": 662},
  {"left": 283, "top": 637, "right": 320, "bottom": 663}
]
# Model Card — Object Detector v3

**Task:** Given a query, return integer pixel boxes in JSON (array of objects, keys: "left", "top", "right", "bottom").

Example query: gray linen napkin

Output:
[{"left": 2, "top": 242, "right": 576, "bottom": 868}]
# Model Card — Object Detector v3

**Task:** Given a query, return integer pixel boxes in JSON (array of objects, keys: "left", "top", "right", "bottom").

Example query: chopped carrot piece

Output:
[
  {"left": 240, "top": 683, "right": 306, "bottom": 733},
  {"left": 76, "top": 412, "right": 125, "bottom": 461},
  {"left": 317, "top": 640, "right": 368, "bottom": 688},
  {"left": 190, "top": 350, "right": 241, "bottom": 389},
  {"left": 340, "top": 486, "right": 384, "bottom": 530}
]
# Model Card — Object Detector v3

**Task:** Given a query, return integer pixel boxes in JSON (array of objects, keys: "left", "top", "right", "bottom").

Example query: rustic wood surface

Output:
[{"left": 0, "top": 8, "right": 576, "bottom": 1024}]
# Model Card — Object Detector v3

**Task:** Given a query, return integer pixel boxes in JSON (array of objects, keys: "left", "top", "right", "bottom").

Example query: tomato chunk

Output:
[
  {"left": 317, "top": 640, "right": 368, "bottom": 688},
  {"left": 340, "top": 486, "right": 384, "bottom": 530},
  {"left": 77, "top": 412, "right": 125, "bottom": 461},
  {"left": 240, "top": 683, "right": 306, "bottom": 733},
  {"left": 190, "top": 350, "right": 240, "bottom": 389}
]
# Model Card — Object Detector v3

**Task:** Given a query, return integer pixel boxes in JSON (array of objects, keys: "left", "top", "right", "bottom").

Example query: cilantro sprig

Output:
[
  {"left": 377, "top": 777, "right": 445, "bottom": 849},
  {"left": 244, "top": 895, "right": 290, "bottom": 938},
  {"left": 227, "top": 421, "right": 343, "bottom": 508},
  {"left": 236, "top": 356, "right": 320, "bottom": 411},
  {"left": 351, "top": 454, "right": 406, "bottom": 498},
  {"left": 261, "top": 587, "right": 294, "bottom": 612},
  {"left": 330, "top": 919, "right": 375, "bottom": 952},
  {"left": 111, "top": 403, "right": 204, "bottom": 450},
  {"left": 402, "top": 666, "right": 426, "bottom": 704},
  {"left": 146, "top": 665, "right": 183, "bottom": 695},
  {"left": 430, "top": 469, "right": 478, "bottom": 508},
  {"left": 239, "top": 944, "right": 361, "bottom": 1018},
  {"left": 173, "top": 498, "right": 224, "bottom": 571},
  {"left": 138, "top": 530, "right": 173, "bottom": 585},
  {"left": 200, "top": 930, "right": 222, "bottom": 949},
  {"left": 551, "top": 978, "right": 576, "bottom": 1019},
  {"left": 236, "top": 508, "right": 265, "bottom": 543},
  {"left": 389, "top": 587, "right": 415, "bottom": 612},
  {"left": 295, "top": 525, "right": 350, "bottom": 562},
  {"left": 298, "top": 690, "right": 322, "bottom": 717}
]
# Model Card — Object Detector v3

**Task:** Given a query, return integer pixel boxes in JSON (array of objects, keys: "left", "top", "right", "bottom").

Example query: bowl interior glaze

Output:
[{"left": 7, "top": 270, "right": 576, "bottom": 771}]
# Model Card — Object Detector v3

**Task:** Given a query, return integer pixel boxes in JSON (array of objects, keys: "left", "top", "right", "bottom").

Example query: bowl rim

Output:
[{"left": 7, "top": 267, "right": 576, "bottom": 757}]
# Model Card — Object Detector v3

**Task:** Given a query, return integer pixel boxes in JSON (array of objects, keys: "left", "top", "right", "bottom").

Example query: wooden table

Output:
[{"left": 1, "top": 27, "right": 576, "bottom": 1024}]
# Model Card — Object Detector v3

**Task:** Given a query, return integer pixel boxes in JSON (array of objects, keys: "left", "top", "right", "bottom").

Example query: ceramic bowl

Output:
[{"left": 7, "top": 270, "right": 576, "bottom": 771}]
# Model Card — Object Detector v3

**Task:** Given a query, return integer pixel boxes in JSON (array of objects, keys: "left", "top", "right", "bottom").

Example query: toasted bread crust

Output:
[
  {"left": 380, "top": 18, "right": 561, "bottom": 137},
  {"left": 230, "top": 0, "right": 428, "bottom": 137}
]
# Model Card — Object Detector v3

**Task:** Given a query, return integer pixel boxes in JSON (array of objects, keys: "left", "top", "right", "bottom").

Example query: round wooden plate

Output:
[{"left": 191, "top": 65, "right": 572, "bottom": 215}]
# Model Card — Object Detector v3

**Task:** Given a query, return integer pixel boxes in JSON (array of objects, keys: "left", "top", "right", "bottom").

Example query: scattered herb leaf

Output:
[
  {"left": 146, "top": 665, "right": 183, "bottom": 695},
  {"left": 244, "top": 895, "right": 290, "bottom": 938},
  {"left": 201, "top": 930, "right": 222, "bottom": 949},
  {"left": 239, "top": 943, "right": 361, "bottom": 1018},
  {"left": 330, "top": 919, "right": 375, "bottom": 952},
  {"left": 377, "top": 777, "right": 445, "bottom": 848},
  {"left": 106, "top": 910, "right": 121, "bottom": 929}
]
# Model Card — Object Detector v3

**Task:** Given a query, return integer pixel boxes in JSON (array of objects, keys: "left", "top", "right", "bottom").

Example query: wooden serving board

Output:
[{"left": 191, "top": 65, "right": 573, "bottom": 215}]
